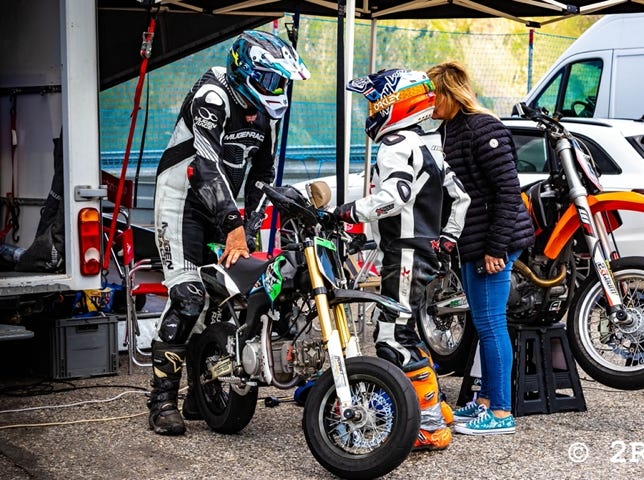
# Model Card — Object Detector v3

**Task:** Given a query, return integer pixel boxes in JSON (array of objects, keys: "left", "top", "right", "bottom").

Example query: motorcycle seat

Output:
[{"left": 226, "top": 255, "right": 273, "bottom": 294}]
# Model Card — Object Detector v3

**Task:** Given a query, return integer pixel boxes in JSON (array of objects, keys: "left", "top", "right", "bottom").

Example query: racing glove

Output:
[
  {"left": 244, "top": 210, "right": 264, "bottom": 253},
  {"left": 333, "top": 201, "right": 358, "bottom": 224},
  {"left": 436, "top": 236, "right": 456, "bottom": 277}
]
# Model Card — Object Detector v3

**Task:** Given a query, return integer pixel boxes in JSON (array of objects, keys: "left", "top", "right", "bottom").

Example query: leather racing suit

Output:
[
  {"left": 153, "top": 65, "right": 279, "bottom": 346},
  {"left": 349, "top": 125, "right": 470, "bottom": 364}
]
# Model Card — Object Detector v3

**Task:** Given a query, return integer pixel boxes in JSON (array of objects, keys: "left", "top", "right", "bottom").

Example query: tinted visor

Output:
[{"left": 251, "top": 70, "right": 288, "bottom": 95}]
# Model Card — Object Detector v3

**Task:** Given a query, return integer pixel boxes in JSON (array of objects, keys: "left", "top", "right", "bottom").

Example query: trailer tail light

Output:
[{"left": 78, "top": 208, "right": 101, "bottom": 275}]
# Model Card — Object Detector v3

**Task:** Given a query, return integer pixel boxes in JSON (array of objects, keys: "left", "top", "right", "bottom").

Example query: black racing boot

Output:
[
  {"left": 181, "top": 390, "right": 201, "bottom": 420},
  {"left": 148, "top": 341, "right": 187, "bottom": 435},
  {"left": 181, "top": 340, "right": 202, "bottom": 421}
]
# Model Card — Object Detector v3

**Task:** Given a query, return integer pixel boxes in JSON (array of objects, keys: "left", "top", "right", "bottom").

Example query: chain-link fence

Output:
[{"left": 100, "top": 15, "right": 577, "bottom": 185}]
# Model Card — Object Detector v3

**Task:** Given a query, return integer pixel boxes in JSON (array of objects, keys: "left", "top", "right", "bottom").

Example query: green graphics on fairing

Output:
[
  {"left": 263, "top": 255, "right": 286, "bottom": 302},
  {"left": 314, "top": 236, "right": 342, "bottom": 287},
  {"left": 207, "top": 242, "right": 225, "bottom": 260}
]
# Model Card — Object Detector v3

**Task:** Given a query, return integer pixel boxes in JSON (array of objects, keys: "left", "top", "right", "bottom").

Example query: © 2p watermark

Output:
[{"left": 568, "top": 441, "right": 644, "bottom": 463}]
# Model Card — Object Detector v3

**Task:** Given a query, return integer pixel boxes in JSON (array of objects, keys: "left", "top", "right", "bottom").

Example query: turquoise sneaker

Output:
[
  {"left": 452, "top": 401, "right": 484, "bottom": 423},
  {"left": 454, "top": 408, "right": 516, "bottom": 435}
]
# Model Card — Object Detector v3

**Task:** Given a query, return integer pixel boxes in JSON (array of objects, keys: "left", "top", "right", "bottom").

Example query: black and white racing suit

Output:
[
  {"left": 351, "top": 126, "right": 470, "bottom": 366},
  {"left": 153, "top": 66, "right": 279, "bottom": 345}
]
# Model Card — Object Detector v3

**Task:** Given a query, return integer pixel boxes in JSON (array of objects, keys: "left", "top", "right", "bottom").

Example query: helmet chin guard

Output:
[
  {"left": 347, "top": 69, "right": 436, "bottom": 142},
  {"left": 226, "top": 30, "right": 310, "bottom": 119}
]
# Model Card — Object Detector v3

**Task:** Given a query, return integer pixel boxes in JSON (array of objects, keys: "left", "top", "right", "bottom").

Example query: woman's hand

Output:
[{"left": 484, "top": 254, "right": 506, "bottom": 274}]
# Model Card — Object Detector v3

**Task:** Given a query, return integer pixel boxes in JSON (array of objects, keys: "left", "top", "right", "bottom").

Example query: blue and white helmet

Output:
[
  {"left": 226, "top": 30, "right": 310, "bottom": 119},
  {"left": 347, "top": 68, "right": 436, "bottom": 142}
]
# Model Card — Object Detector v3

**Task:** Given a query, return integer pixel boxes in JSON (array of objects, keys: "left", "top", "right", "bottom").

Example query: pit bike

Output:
[
  {"left": 188, "top": 181, "right": 420, "bottom": 479},
  {"left": 419, "top": 102, "right": 644, "bottom": 390}
]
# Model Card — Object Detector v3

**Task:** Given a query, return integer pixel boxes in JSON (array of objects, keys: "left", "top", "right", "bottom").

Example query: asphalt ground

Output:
[{"left": 1, "top": 325, "right": 643, "bottom": 480}]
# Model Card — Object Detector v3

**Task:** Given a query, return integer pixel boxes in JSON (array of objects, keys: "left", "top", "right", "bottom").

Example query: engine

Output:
[
  {"left": 507, "top": 255, "right": 570, "bottom": 324},
  {"left": 507, "top": 269, "right": 542, "bottom": 322},
  {"left": 241, "top": 337, "right": 325, "bottom": 384}
]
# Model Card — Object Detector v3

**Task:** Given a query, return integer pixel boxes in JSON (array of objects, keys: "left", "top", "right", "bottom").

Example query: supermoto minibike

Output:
[
  {"left": 187, "top": 181, "right": 420, "bottom": 479},
  {"left": 419, "top": 103, "right": 644, "bottom": 390}
]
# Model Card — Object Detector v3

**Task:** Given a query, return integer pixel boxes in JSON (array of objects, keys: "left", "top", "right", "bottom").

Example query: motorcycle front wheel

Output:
[
  {"left": 418, "top": 268, "right": 475, "bottom": 375},
  {"left": 189, "top": 322, "right": 258, "bottom": 433},
  {"left": 568, "top": 257, "right": 644, "bottom": 390},
  {"left": 302, "top": 356, "right": 420, "bottom": 480}
]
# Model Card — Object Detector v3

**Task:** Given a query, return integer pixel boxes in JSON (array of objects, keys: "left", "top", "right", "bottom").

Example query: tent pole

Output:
[
  {"left": 336, "top": 0, "right": 346, "bottom": 205},
  {"left": 267, "top": 11, "right": 300, "bottom": 254},
  {"left": 342, "top": 0, "right": 356, "bottom": 205},
  {"left": 363, "top": 18, "right": 377, "bottom": 197}
]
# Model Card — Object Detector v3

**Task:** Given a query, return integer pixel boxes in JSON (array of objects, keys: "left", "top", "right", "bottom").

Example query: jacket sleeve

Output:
[
  {"left": 187, "top": 87, "right": 244, "bottom": 234},
  {"left": 441, "top": 164, "right": 470, "bottom": 242},
  {"left": 244, "top": 118, "right": 279, "bottom": 216},
  {"left": 352, "top": 133, "right": 415, "bottom": 223},
  {"left": 474, "top": 116, "right": 524, "bottom": 256}
]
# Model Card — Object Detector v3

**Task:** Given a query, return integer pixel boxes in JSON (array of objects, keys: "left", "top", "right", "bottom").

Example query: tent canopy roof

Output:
[{"left": 98, "top": 0, "right": 644, "bottom": 88}]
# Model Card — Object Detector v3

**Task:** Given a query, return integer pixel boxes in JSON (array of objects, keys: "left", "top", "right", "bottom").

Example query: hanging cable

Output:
[{"left": 132, "top": 78, "right": 151, "bottom": 208}]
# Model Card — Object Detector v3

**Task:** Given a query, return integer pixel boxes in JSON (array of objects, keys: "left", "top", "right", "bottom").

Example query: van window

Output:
[
  {"left": 531, "top": 71, "right": 562, "bottom": 116},
  {"left": 561, "top": 60, "right": 602, "bottom": 117},
  {"left": 531, "top": 59, "right": 603, "bottom": 118}
]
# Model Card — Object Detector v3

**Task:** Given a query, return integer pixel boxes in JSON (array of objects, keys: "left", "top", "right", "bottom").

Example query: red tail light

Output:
[{"left": 78, "top": 208, "right": 101, "bottom": 275}]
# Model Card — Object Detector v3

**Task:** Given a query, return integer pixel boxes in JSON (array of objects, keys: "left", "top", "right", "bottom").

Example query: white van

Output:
[{"left": 521, "top": 13, "right": 644, "bottom": 120}]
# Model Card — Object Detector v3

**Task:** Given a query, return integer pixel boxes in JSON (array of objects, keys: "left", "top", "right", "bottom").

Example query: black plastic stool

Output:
[
  {"left": 457, "top": 323, "right": 586, "bottom": 417},
  {"left": 510, "top": 323, "right": 586, "bottom": 417},
  {"left": 511, "top": 324, "right": 549, "bottom": 416}
]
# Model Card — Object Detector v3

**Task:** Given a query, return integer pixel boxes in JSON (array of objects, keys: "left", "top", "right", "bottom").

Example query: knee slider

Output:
[
  {"left": 170, "top": 281, "right": 206, "bottom": 317},
  {"left": 376, "top": 343, "right": 405, "bottom": 368},
  {"left": 159, "top": 282, "right": 205, "bottom": 343}
]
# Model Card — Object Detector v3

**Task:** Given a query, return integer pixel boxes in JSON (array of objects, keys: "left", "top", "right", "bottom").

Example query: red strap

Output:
[{"left": 103, "top": 14, "right": 157, "bottom": 270}]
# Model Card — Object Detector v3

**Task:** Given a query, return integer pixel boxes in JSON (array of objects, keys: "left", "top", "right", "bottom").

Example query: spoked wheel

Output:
[
  {"left": 418, "top": 268, "right": 475, "bottom": 375},
  {"left": 568, "top": 257, "right": 644, "bottom": 390},
  {"left": 189, "top": 322, "right": 258, "bottom": 433},
  {"left": 302, "top": 356, "right": 420, "bottom": 480}
]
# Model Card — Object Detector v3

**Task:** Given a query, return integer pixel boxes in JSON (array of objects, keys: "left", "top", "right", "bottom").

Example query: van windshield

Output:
[{"left": 533, "top": 59, "right": 602, "bottom": 118}]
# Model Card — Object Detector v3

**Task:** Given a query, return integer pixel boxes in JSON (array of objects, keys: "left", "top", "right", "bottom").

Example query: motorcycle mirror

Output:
[{"left": 307, "top": 181, "right": 332, "bottom": 209}]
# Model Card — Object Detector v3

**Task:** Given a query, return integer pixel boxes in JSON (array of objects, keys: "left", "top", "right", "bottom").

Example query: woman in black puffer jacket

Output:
[{"left": 426, "top": 61, "right": 534, "bottom": 436}]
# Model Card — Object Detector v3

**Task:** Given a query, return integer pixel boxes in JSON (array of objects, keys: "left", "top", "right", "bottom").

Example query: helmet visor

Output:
[{"left": 251, "top": 70, "right": 288, "bottom": 96}]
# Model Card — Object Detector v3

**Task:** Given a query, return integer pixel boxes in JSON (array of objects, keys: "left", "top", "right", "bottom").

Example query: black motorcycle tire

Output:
[
  {"left": 190, "top": 322, "right": 258, "bottom": 433},
  {"left": 302, "top": 356, "right": 420, "bottom": 480},
  {"left": 418, "top": 268, "right": 475, "bottom": 375},
  {"left": 568, "top": 257, "right": 644, "bottom": 390}
]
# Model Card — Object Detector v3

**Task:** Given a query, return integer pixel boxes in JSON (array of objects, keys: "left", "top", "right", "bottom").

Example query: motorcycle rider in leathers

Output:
[
  {"left": 334, "top": 69, "right": 471, "bottom": 450},
  {"left": 149, "top": 30, "right": 310, "bottom": 435}
]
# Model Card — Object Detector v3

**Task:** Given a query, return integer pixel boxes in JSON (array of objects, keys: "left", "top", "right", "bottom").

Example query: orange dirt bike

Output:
[
  {"left": 419, "top": 102, "right": 644, "bottom": 390},
  {"left": 187, "top": 181, "right": 420, "bottom": 479}
]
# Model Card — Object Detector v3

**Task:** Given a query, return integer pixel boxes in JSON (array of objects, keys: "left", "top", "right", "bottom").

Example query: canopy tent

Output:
[
  {"left": 98, "top": 0, "right": 644, "bottom": 89},
  {"left": 97, "top": 0, "right": 644, "bottom": 204}
]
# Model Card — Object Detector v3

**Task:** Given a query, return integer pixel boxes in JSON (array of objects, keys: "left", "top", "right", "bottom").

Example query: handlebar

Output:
[
  {"left": 255, "top": 181, "right": 319, "bottom": 228},
  {"left": 514, "top": 102, "right": 569, "bottom": 139}
]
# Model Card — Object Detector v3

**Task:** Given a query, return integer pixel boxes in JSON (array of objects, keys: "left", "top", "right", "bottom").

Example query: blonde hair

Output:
[{"left": 426, "top": 60, "right": 497, "bottom": 118}]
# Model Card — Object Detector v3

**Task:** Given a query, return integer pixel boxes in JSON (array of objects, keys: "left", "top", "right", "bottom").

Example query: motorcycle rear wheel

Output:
[
  {"left": 418, "top": 268, "right": 475, "bottom": 375},
  {"left": 568, "top": 257, "right": 644, "bottom": 390},
  {"left": 190, "top": 322, "right": 258, "bottom": 433},
  {"left": 302, "top": 356, "right": 419, "bottom": 480}
]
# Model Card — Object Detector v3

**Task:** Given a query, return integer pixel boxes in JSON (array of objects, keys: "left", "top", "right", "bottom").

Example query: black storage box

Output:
[{"left": 45, "top": 315, "right": 119, "bottom": 379}]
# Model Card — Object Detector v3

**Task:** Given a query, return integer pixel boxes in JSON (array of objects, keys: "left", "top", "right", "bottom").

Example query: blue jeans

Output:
[{"left": 461, "top": 250, "right": 521, "bottom": 412}]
